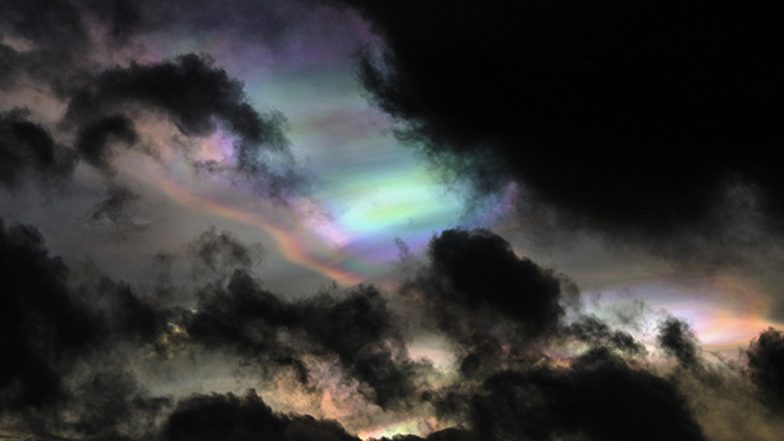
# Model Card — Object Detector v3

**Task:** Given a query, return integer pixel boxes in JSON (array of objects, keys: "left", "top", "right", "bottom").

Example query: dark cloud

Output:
[
  {"left": 658, "top": 317, "right": 701, "bottom": 369},
  {"left": 163, "top": 390, "right": 358, "bottom": 441},
  {"left": 0, "top": 216, "right": 168, "bottom": 426},
  {"left": 62, "top": 54, "right": 302, "bottom": 197},
  {"left": 471, "top": 349, "right": 706, "bottom": 441},
  {"left": 399, "top": 229, "right": 578, "bottom": 382},
  {"left": 0, "top": 0, "right": 329, "bottom": 91},
  {"left": 567, "top": 315, "right": 646, "bottom": 356},
  {"left": 88, "top": 183, "right": 141, "bottom": 225},
  {"left": 0, "top": 0, "right": 88, "bottom": 92},
  {"left": 5, "top": 2, "right": 784, "bottom": 438},
  {"left": 376, "top": 428, "right": 480, "bottom": 441},
  {"left": 55, "top": 369, "right": 171, "bottom": 440},
  {"left": 185, "top": 270, "right": 295, "bottom": 359},
  {"left": 75, "top": 114, "right": 138, "bottom": 172},
  {"left": 0, "top": 218, "right": 103, "bottom": 410},
  {"left": 408, "top": 229, "right": 569, "bottom": 337},
  {"left": 187, "top": 227, "right": 264, "bottom": 274},
  {"left": 82, "top": 0, "right": 318, "bottom": 46},
  {"left": 3, "top": 215, "right": 784, "bottom": 440},
  {"left": 746, "top": 327, "right": 784, "bottom": 409},
  {"left": 185, "top": 271, "right": 423, "bottom": 408},
  {"left": 340, "top": 0, "right": 784, "bottom": 241},
  {"left": 65, "top": 54, "right": 287, "bottom": 166},
  {"left": 296, "top": 285, "right": 424, "bottom": 408},
  {"left": 0, "top": 109, "right": 76, "bottom": 188},
  {"left": 78, "top": 275, "right": 167, "bottom": 344}
]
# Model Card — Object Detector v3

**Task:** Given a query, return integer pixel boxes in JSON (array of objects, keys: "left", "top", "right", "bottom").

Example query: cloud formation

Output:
[
  {"left": 2, "top": 0, "right": 307, "bottom": 202},
  {"left": 164, "top": 390, "right": 358, "bottom": 441},
  {"left": 339, "top": 0, "right": 784, "bottom": 242},
  {"left": 746, "top": 328, "right": 784, "bottom": 409},
  {"left": 0, "top": 217, "right": 783, "bottom": 440},
  {"left": 0, "top": 109, "right": 76, "bottom": 188}
]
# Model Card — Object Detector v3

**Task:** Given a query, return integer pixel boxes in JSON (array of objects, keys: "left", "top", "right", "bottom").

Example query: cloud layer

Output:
[
  {"left": 339, "top": 0, "right": 784, "bottom": 243},
  {"left": 0, "top": 216, "right": 782, "bottom": 440}
]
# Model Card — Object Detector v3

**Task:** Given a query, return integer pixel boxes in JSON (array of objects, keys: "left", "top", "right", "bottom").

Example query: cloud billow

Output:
[
  {"left": 1, "top": 217, "right": 783, "bottom": 440},
  {"left": 0, "top": 109, "right": 76, "bottom": 188},
  {"left": 339, "top": 0, "right": 784, "bottom": 241}
]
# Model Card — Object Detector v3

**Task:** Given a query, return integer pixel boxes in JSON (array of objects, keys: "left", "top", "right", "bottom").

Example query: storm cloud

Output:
[
  {"left": 0, "top": 109, "right": 76, "bottom": 188},
  {"left": 0, "top": 216, "right": 783, "bottom": 440},
  {"left": 339, "top": 0, "right": 784, "bottom": 243}
]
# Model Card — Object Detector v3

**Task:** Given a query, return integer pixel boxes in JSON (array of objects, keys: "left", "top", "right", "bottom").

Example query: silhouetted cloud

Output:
[
  {"left": 747, "top": 328, "right": 784, "bottom": 410},
  {"left": 64, "top": 54, "right": 296, "bottom": 183},
  {"left": 339, "top": 0, "right": 784, "bottom": 243},
  {"left": 0, "top": 215, "right": 167, "bottom": 437},
  {"left": 376, "top": 428, "right": 479, "bottom": 441},
  {"left": 163, "top": 390, "right": 358, "bottom": 441},
  {"left": 0, "top": 0, "right": 89, "bottom": 92},
  {"left": 296, "top": 285, "right": 425, "bottom": 408},
  {"left": 408, "top": 229, "right": 569, "bottom": 337},
  {"left": 658, "top": 317, "right": 701, "bottom": 369},
  {"left": 568, "top": 315, "right": 646, "bottom": 356},
  {"left": 472, "top": 349, "right": 706, "bottom": 441},
  {"left": 0, "top": 218, "right": 103, "bottom": 410},
  {"left": 0, "top": 109, "right": 76, "bottom": 188},
  {"left": 187, "top": 227, "right": 264, "bottom": 274},
  {"left": 1, "top": 215, "right": 784, "bottom": 439},
  {"left": 75, "top": 114, "right": 138, "bottom": 173},
  {"left": 4, "top": 2, "right": 784, "bottom": 439},
  {"left": 185, "top": 271, "right": 424, "bottom": 408},
  {"left": 87, "top": 183, "right": 142, "bottom": 227}
]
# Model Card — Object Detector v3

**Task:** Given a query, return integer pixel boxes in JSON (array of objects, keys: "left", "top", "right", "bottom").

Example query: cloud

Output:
[
  {"left": 65, "top": 54, "right": 282, "bottom": 156},
  {"left": 65, "top": 54, "right": 297, "bottom": 186},
  {"left": 746, "top": 327, "right": 784, "bottom": 409},
  {"left": 399, "top": 229, "right": 578, "bottom": 381},
  {"left": 567, "top": 315, "right": 646, "bottom": 356},
  {"left": 376, "top": 428, "right": 480, "bottom": 441},
  {"left": 81, "top": 0, "right": 327, "bottom": 48},
  {"left": 339, "top": 0, "right": 784, "bottom": 242},
  {"left": 75, "top": 114, "right": 139, "bottom": 173},
  {"left": 88, "top": 183, "right": 141, "bottom": 225},
  {"left": 184, "top": 271, "right": 425, "bottom": 409},
  {"left": 296, "top": 285, "right": 426, "bottom": 408},
  {"left": 407, "top": 229, "right": 570, "bottom": 337},
  {"left": 0, "top": 0, "right": 327, "bottom": 91},
  {"left": 187, "top": 226, "right": 264, "bottom": 274},
  {"left": 658, "top": 317, "right": 701, "bottom": 369},
  {"left": 0, "top": 109, "right": 76, "bottom": 188},
  {"left": 471, "top": 349, "right": 706, "bottom": 441},
  {"left": 163, "top": 390, "right": 358, "bottom": 441},
  {"left": 0, "top": 0, "right": 89, "bottom": 92},
  {"left": 0, "top": 216, "right": 168, "bottom": 439},
  {"left": 0, "top": 218, "right": 104, "bottom": 410},
  {"left": 5, "top": 2, "right": 784, "bottom": 439},
  {"left": 52, "top": 369, "right": 171, "bottom": 440},
  {"left": 2, "top": 218, "right": 784, "bottom": 440}
]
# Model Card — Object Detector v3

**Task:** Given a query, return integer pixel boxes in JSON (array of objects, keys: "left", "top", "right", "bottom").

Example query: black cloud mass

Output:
[
  {"left": 0, "top": 109, "right": 76, "bottom": 188},
  {"left": 472, "top": 350, "right": 706, "bottom": 441},
  {"left": 66, "top": 54, "right": 289, "bottom": 175},
  {"left": 0, "top": 218, "right": 101, "bottom": 410},
  {"left": 0, "top": 215, "right": 731, "bottom": 441},
  {"left": 164, "top": 391, "right": 358, "bottom": 441},
  {"left": 340, "top": 0, "right": 784, "bottom": 241},
  {"left": 746, "top": 328, "right": 784, "bottom": 409}
]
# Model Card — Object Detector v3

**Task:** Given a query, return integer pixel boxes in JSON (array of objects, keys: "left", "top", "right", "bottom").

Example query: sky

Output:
[{"left": 2, "top": 1, "right": 784, "bottom": 441}]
